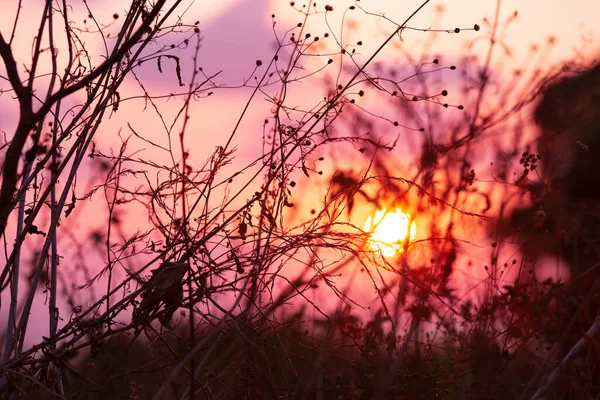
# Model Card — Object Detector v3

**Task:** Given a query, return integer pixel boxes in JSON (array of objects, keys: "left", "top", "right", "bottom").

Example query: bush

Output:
[{"left": 1, "top": 1, "right": 598, "bottom": 399}]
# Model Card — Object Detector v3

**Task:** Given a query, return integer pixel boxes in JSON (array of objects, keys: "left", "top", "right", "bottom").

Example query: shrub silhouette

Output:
[
  {"left": 505, "top": 62, "right": 600, "bottom": 399},
  {"left": 2, "top": 1, "right": 599, "bottom": 399}
]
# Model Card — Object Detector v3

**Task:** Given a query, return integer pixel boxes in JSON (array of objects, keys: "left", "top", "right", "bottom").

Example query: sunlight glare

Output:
[{"left": 364, "top": 208, "right": 416, "bottom": 257}]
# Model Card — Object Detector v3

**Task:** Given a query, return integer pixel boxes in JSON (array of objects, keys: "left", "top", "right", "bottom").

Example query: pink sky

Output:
[{"left": 1, "top": 0, "right": 599, "bottom": 345}]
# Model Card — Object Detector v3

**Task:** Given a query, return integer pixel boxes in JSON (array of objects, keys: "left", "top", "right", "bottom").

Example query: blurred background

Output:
[{"left": 1, "top": 0, "right": 600, "bottom": 398}]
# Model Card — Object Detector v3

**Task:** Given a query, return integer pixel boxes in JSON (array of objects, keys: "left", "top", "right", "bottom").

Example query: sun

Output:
[{"left": 364, "top": 208, "right": 417, "bottom": 257}]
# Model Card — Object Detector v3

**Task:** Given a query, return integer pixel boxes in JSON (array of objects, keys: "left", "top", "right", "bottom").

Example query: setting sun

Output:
[{"left": 364, "top": 208, "right": 417, "bottom": 257}]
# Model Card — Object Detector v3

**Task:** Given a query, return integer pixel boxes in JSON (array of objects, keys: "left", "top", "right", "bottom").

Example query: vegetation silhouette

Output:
[{"left": 1, "top": 1, "right": 599, "bottom": 399}]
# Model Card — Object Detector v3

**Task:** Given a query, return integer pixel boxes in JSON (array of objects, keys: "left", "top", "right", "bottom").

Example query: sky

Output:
[{"left": 1, "top": 0, "right": 599, "bottom": 345}]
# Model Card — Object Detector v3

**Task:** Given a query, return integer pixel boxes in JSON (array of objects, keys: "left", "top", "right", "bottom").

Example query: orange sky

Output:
[{"left": 1, "top": 0, "right": 599, "bottom": 342}]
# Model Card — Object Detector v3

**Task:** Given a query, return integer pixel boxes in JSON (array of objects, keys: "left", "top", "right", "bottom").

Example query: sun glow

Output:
[{"left": 364, "top": 208, "right": 417, "bottom": 257}]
